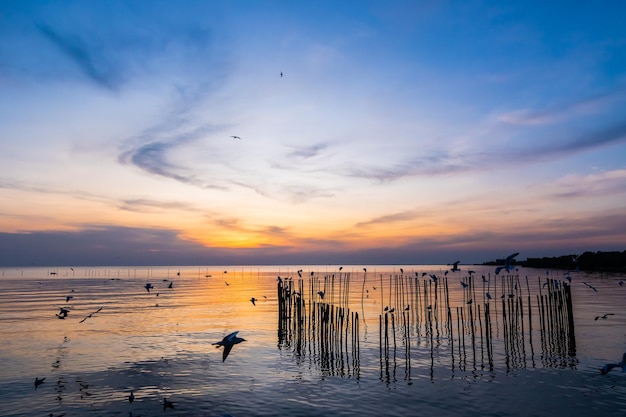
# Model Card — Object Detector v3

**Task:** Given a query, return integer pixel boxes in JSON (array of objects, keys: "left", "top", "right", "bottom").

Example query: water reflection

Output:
[
  {"left": 277, "top": 275, "right": 361, "bottom": 379},
  {"left": 276, "top": 271, "right": 580, "bottom": 385}
]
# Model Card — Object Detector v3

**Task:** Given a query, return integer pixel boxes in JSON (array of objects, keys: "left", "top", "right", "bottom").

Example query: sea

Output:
[{"left": 0, "top": 265, "right": 624, "bottom": 417}]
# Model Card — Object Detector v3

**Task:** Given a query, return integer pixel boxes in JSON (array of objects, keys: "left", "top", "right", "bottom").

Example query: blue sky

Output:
[{"left": 1, "top": 0, "right": 625, "bottom": 266}]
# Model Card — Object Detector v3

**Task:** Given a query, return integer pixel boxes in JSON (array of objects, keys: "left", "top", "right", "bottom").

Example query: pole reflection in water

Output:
[
  {"left": 277, "top": 273, "right": 360, "bottom": 379},
  {"left": 376, "top": 271, "right": 577, "bottom": 383}
]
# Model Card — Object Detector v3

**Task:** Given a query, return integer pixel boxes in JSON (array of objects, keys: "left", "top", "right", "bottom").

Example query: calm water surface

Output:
[{"left": 0, "top": 265, "right": 624, "bottom": 416}]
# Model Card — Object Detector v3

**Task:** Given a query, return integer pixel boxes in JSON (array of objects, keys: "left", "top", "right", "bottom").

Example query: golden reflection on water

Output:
[{"left": 0, "top": 265, "right": 625, "bottom": 416}]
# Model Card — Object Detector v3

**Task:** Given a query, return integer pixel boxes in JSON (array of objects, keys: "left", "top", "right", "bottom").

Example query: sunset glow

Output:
[{"left": 1, "top": 1, "right": 625, "bottom": 265}]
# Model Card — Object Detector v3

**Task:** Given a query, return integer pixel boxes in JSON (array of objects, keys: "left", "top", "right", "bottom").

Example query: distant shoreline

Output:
[{"left": 483, "top": 250, "right": 626, "bottom": 273}]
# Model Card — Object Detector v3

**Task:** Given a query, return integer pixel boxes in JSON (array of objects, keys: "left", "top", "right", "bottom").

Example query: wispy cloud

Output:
[
  {"left": 545, "top": 169, "right": 626, "bottom": 199},
  {"left": 36, "top": 22, "right": 120, "bottom": 90},
  {"left": 354, "top": 210, "right": 421, "bottom": 228}
]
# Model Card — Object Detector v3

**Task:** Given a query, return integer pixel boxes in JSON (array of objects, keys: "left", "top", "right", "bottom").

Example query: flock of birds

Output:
[
  {"left": 36, "top": 272, "right": 254, "bottom": 414},
  {"left": 33, "top": 257, "right": 625, "bottom": 413}
]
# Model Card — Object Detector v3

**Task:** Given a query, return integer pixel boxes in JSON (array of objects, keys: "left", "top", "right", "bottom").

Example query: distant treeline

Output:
[{"left": 483, "top": 250, "right": 626, "bottom": 272}]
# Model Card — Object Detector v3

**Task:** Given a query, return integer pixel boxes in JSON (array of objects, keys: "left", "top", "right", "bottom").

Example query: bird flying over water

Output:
[
  {"left": 250, "top": 297, "right": 257, "bottom": 306},
  {"left": 595, "top": 313, "right": 615, "bottom": 321},
  {"left": 34, "top": 377, "right": 45, "bottom": 388},
  {"left": 79, "top": 307, "right": 103, "bottom": 323},
  {"left": 583, "top": 281, "right": 598, "bottom": 292},
  {"left": 496, "top": 252, "right": 519, "bottom": 275},
  {"left": 449, "top": 261, "right": 461, "bottom": 272},
  {"left": 600, "top": 352, "right": 626, "bottom": 374},
  {"left": 317, "top": 290, "right": 325, "bottom": 300},
  {"left": 163, "top": 397, "right": 175, "bottom": 410},
  {"left": 144, "top": 283, "right": 153, "bottom": 292},
  {"left": 212, "top": 331, "right": 246, "bottom": 362}
]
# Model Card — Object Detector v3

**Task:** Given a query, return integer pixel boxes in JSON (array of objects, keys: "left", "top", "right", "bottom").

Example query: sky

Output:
[{"left": 1, "top": 0, "right": 625, "bottom": 266}]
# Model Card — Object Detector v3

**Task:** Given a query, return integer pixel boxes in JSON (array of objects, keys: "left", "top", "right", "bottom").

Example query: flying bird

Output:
[
  {"left": 230, "top": 135, "right": 241, "bottom": 140},
  {"left": 595, "top": 313, "right": 615, "bottom": 321},
  {"left": 583, "top": 281, "right": 598, "bottom": 292},
  {"left": 163, "top": 398, "right": 175, "bottom": 410},
  {"left": 250, "top": 297, "right": 257, "bottom": 306},
  {"left": 65, "top": 296, "right": 73, "bottom": 302},
  {"left": 34, "top": 377, "right": 46, "bottom": 388},
  {"left": 495, "top": 252, "right": 519, "bottom": 275},
  {"left": 449, "top": 261, "right": 461, "bottom": 272},
  {"left": 317, "top": 291, "right": 325, "bottom": 300},
  {"left": 600, "top": 352, "right": 626, "bottom": 375},
  {"left": 144, "top": 283, "right": 153, "bottom": 292},
  {"left": 212, "top": 331, "right": 246, "bottom": 362},
  {"left": 168, "top": 281, "right": 173, "bottom": 289},
  {"left": 79, "top": 307, "right": 103, "bottom": 323},
  {"left": 460, "top": 281, "right": 468, "bottom": 288},
  {"left": 280, "top": 71, "right": 283, "bottom": 77}
]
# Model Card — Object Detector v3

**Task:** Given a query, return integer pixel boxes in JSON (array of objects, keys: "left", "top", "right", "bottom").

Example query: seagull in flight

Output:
[
  {"left": 163, "top": 397, "right": 175, "bottom": 410},
  {"left": 583, "top": 281, "right": 598, "bottom": 292},
  {"left": 213, "top": 331, "right": 246, "bottom": 362},
  {"left": 595, "top": 313, "right": 615, "bottom": 321},
  {"left": 144, "top": 283, "right": 153, "bottom": 292},
  {"left": 230, "top": 135, "right": 242, "bottom": 140},
  {"left": 495, "top": 252, "right": 519, "bottom": 275},
  {"left": 600, "top": 352, "right": 626, "bottom": 374},
  {"left": 79, "top": 307, "right": 103, "bottom": 323},
  {"left": 317, "top": 290, "right": 325, "bottom": 300},
  {"left": 449, "top": 261, "right": 461, "bottom": 272},
  {"left": 34, "top": 377, "right": 46, "bottom": 388},
  {"left": 250, "top": 297, "right": 257, "bottom": 306}
]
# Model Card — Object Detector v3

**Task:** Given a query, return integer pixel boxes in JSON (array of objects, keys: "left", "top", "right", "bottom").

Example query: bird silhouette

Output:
[
  {"left": 230, "top": 135, "right": 241, "bottom": 140},
  {"left": 317, "top": 291, "right": 325, "bottom": 300},
  {"left": 250, "top": 297, "right": 257, "bottom": 306},
  {"left": 163, "top": 398, "right": 175, "bottom": 410},
  {"left": 79, "top": 307, "right": 103, "bottom": 323},
  {"left": 600, "top": 352, "right": 626, "bottom": 374},
  {"left": 168, "top": 281, "right": 173, "bottom": 288},
  {"left": 595, "top": 313, "right": 615, "bottom": 320},
  {"left": 212, "top": 331, "right": 246, "bottom": 362},
  {"left": 144, "top": 283, "right": 153, "bottom": 292},
  {"left": 280, "top": 71, "right": 283, "bottom": 77},
  {"left": 65, "top": 296, "right": 73, "bottom": 302},
  {"left": 583, "top": 281, "right": 598, "bottom": 292},
  {"left": 34, "top": 377, "right": 45, "bottom": 388},
  {"left": 460, "top": 281, "right": 468, "bottom": 288},
  {"left": 495, "top": 252, "right": 519, "bottom": 275},
  {"left": 129, "top": 391, "right": 135, "bottom": 403},
  {"left": 449, "top": 261, "right": 461, "bottom": 272}
]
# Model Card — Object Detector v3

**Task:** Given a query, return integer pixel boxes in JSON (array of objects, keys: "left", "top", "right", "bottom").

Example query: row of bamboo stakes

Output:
[{"left": 276, "top": 269, "right": 577, "bottom": 383}]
